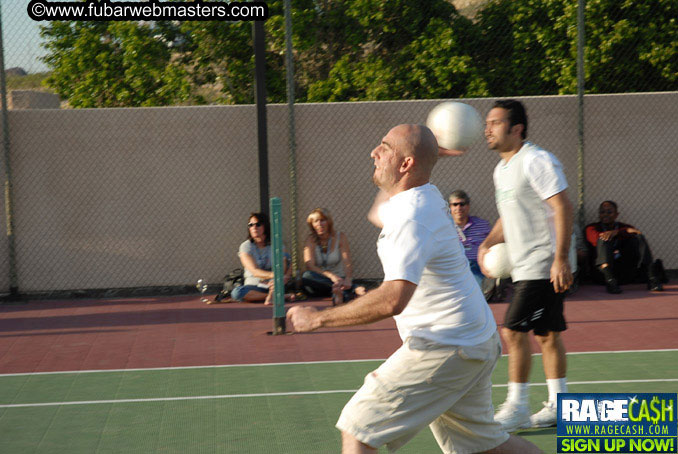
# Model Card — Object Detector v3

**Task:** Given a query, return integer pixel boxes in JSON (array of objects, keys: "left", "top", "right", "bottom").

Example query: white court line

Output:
[
  {"left": 1, "top": 348, "right": 677, "bottom": 378},
  {"left": 1, "top": 378, "right": 677, "bottom": 409}
]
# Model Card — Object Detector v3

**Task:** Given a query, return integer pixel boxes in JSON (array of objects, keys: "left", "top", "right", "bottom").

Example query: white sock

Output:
[
  {"left": 506, "top": 382, "right": 530, "bottom": 406},
  {"left": 547, "top": 378, "right": 568, "bottom": 403}
]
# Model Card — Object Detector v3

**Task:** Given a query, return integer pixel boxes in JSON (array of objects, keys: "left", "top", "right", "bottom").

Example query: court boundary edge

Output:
[
  {"left": 2, "top": 378, "right": 678, "bottom": 409},
  {"left": 1, "top": 348, "right": 677, "bottom": 377}
]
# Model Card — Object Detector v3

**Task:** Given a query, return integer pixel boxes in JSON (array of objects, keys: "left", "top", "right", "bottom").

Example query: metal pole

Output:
[
  {"left": 283, "top": 0, "right": 299, "bottom": 282},
  {"left": 576, "top": 0, "right": 586, "bottom": 231},
  {"left": 0, "top": 4, "right": 19, "bottom": 300},
  {"left": 253, "top": 20, "right": 269, "bottom": 216},
  {"left": 270, "top": 197, "right": 285, "bottom": 335}
]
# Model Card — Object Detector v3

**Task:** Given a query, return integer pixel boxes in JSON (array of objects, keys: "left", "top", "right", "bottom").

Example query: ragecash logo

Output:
[{"left": 557, "top": 393, "right": 677, "bottom": 453}]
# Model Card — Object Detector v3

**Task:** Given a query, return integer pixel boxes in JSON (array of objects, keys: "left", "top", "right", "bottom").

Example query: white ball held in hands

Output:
[
  {"left": 483, "top": 243, "right": 513, "bottom": 279},
  {"left": 426, "top": 101, "right": 484, "bottom": 153}
]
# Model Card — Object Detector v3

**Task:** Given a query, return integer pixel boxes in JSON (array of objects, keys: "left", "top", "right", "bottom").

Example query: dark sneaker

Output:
[
  {"left": 648, "top": 278, "right": 663, "bottom": 292},
  {"left": 565, "top": 278, "right": 579, "bottom": 296},
  {"left": 606, "top": 278, "right": 622, "bottom": 294}
]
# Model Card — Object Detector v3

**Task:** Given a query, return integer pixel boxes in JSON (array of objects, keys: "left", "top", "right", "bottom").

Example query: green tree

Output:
[
  {"left": 39, "top": 0, "right": 676, "bottom": 107},
  {"left": 475, "top": 0, "right": 677, "bottom": 96},
  {"left": 41, "top": 0, "right": 486, "bottom": 106},
  {"left": 174, "top": 20, "right": 261, "bottom": 104},
  {"left": 475, "top": 0, "right": 572, "bottom": 96},
  {"left": 307, "top": 0, "right": 487, "bottom": 101},
  {"left": 179, "top": 0, "right": 367, "bottom": 104},
  {"left": 582, "top": 0, "right": 677, "bottom": 93},
  {"left": 41, "top": 21, "right": 192, "bottom": 107},
  {"left": 400, "top": 17, "right": 489, "bottom": 99}
]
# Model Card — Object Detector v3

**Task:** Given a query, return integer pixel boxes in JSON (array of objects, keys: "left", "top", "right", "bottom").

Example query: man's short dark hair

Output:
[{"left": 493, "top": 99, "right": 528, "bottom": 139}]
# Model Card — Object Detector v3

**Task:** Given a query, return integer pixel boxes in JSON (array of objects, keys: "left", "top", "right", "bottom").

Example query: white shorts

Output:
[{"left": 336, "top": 332, "right": 508, "bottom": 454}]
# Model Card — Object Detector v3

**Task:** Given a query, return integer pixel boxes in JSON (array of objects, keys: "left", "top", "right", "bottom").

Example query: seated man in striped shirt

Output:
[{"left": 449, "top": 190, "right": 491, "bottom": 286}]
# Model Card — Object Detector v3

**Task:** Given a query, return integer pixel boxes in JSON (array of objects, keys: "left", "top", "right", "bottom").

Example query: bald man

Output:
[{"left": 288, "top": 125, "right": 539, "bottom": 454}]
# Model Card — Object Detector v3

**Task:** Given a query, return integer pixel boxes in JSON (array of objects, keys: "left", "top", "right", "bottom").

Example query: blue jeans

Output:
[
  {"left": 232, "top": 281, "right": 296, "bottom": 301},
  {"left": 468, "top": 259, "right": 484, "bottom": 286},
  {"left": 302, "top": 270, "right": 356, "bottom": 302},
  {"left": 231, "top": 284, "right": 267, "bottom": 301}
]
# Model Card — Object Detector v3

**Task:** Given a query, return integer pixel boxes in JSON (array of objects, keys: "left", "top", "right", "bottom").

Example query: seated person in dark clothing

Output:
[{"left": 585, "top": 200, "right": 663, "bottom": 294}]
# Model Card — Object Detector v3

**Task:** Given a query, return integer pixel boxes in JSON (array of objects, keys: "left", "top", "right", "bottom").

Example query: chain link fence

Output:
[
  {"left": 291, "top": 98, "right": 583, "bottom": 280},
  {"left": 0, "top": 0, "right": 676, "bottom": 295},
  {"left": 7, "top": 106, "right": 263, "bottom": 294},
  {"left": 582, "top": 92, "right": 678, "bottom": 267}
]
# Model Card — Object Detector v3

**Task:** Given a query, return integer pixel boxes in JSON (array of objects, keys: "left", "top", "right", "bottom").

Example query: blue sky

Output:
[{"left": 1, "top": 0, "right": 49, "bottom": 73}]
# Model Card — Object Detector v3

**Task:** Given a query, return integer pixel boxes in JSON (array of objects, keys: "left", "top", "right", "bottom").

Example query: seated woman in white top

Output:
[
  {"left": 301, "top": 208, "right": 365, "bottom": 305},
  {"left": 232, "top": 212, "right": 294, "bottom": 305}
]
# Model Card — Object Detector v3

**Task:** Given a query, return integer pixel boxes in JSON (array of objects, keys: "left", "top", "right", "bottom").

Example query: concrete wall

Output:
[
  {"left": 8, "top": 90, "right": 61, "bottom": 110},
  {"left": 0, "top": 93, "right": 675, "bottom": 293}
]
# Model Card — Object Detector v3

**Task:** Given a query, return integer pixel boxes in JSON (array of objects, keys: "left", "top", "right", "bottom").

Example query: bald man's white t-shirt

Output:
[{"left": 377, "top": 183, "right": 496, "bottom": 346}]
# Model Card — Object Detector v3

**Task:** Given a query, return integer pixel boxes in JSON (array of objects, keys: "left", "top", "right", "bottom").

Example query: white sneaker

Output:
[
  {"left": 494, "top": 401, "right": 531, "bottom": 432},
  {"left": 531, "top": 401, "right": 557, "bottom": 428}
]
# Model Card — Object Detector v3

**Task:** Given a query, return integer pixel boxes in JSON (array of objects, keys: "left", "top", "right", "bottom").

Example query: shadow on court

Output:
[
  {"left": 0, "top": 306, "right": 277, "bottom": 332},
  {"left": 0, "top": 329, "right": 128, "bottom": 338}
]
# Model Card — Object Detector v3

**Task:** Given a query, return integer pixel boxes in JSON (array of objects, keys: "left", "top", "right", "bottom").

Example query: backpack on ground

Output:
[{"left": 214, "top": 268, "right": 244, "bottom": 302}]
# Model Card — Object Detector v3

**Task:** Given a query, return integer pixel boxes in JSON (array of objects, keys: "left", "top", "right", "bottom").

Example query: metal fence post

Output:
[
  {"left": 270, "top": 197, "right": 285, "bottom": 335},
  {"left": 284, "top": 0, "right": 299, "bottom": 282},
  {"left": 576, "top": 0, "right": 586, "bottom": 232},
  {"left": 253, "top": 20, "right": 269, "bottom": 216},
  {"left": 0, "top": 4, "right": 19, "bottom": 300}
]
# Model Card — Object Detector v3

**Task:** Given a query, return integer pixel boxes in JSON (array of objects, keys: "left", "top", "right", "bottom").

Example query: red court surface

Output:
[{"left": 0, "top": 283, "right": 676, "bottom": 374}]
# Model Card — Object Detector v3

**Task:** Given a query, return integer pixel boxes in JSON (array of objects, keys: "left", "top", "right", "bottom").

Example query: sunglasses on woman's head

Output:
[{"left": 248, "top": 221, "right": 263, "bottom": 228}]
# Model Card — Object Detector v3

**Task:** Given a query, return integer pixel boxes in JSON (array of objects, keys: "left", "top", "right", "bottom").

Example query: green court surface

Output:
[{"left": 0, "top": 350, "right": 676, "bottom": 453}]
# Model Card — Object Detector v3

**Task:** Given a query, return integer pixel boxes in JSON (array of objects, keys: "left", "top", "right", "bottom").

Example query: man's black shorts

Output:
[{"left": 503, "top": 280, "right": 567, "bottom": 336}]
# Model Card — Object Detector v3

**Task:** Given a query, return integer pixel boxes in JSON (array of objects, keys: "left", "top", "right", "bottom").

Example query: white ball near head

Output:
[
  {"left": 426, "top": 101, "right": 483, "bottom": 151},
  {"left": 483, "top": 243, "right": 513, "bottom": 279}
]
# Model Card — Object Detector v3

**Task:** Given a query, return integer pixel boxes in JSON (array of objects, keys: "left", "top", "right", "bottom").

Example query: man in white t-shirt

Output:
[
  {"left": 287, "top": 124, "right": 539, "bottom": 454},
  {"left": 478, "top": 100, "right": 573, "bottom": 432}
]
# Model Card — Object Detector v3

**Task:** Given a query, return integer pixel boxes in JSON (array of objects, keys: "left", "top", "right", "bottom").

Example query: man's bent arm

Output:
[
  {"left": 318, "top": 280, "right": 415, "bottom": 327},
  {"left": 293, "top": 280, "right": 416, "bottom": 331}
]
